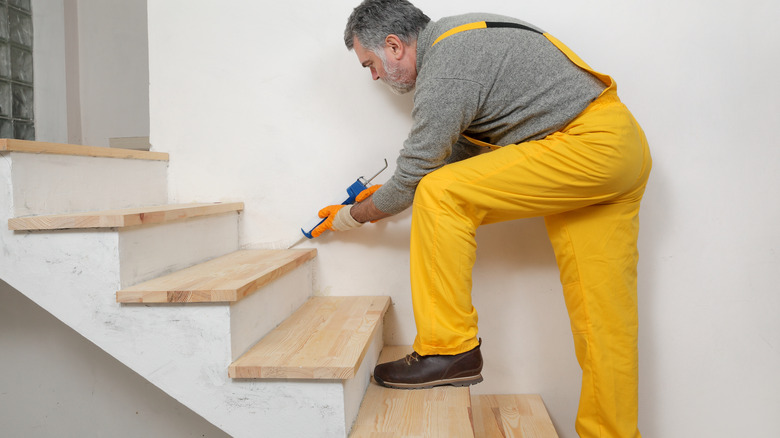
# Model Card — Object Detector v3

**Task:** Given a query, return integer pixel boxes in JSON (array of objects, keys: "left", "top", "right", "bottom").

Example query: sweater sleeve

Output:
[{"left": 371, "top": 77, "right": 483, "bottom": 215}]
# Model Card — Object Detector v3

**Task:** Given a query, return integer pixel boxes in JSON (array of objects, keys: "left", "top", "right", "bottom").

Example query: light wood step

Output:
[
  {"left": 349, "top": 345, "right": 475, "bottom": 438},
  {"left": 471, "top": 394, "right": 558, "bottom": 438},
  {"left": 0, "top": 138, "right": 168, "bottom": 161},
  {"left": 116, "top": 249, "right": 317, "bottom": 303},
  {"left": 228, "top": 296, "right": 391, "bottom": 379},
  {"left": 8, "top": 202, "right": 244, "bottom": 231}
]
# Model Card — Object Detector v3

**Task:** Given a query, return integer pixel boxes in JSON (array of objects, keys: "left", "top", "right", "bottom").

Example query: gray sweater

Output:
[{"left": 371, "top": 13, "right": 606, "bottom": 215}]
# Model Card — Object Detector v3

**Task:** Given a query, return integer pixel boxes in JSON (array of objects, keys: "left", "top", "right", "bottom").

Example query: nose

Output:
[{"left": 370, "top": 67, "right": 380, "bottom": 81}]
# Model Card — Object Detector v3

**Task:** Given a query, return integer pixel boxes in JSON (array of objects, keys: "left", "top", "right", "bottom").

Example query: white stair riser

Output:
[
  {"left": 344, "top": 321, "right": 383, "bottom": 434},
  {"left": 223, "top": 380, "right": 349, "bottom": 438},
  {"left": 118, "top": 213, "right": 240, "bottom": 288},
  {"left": 229, "top": 261, "right": 314, "bottom": 361},
  {"left": 8, "top": 152, "right": 168, "bottom": 217}
]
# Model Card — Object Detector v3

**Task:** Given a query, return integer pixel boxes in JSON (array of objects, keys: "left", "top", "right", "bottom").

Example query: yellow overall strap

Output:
[
  {"left": 542, "top": 34, "right": 614, "bottom": 89},
  {"left": 431, "top": 21, "right": 616, "bottom": 150},
  {"left": 432, "top": 21, "right": 543, "bottom": 47}
]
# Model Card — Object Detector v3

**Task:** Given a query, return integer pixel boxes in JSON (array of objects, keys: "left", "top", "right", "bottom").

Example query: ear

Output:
[{"left": 385, "top": 34, "right": 405, "bottom": 60}]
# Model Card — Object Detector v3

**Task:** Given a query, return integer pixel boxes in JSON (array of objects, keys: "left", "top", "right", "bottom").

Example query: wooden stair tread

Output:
[
  {"left": 349, "top": 345, "right": 474, "bottom": 438},
  {"left": 228, "top": 296, "right": 391, "bottom": 379},
  {"left": 0, "top": 138, "right": 168, "bottom": 161},
  {"left": 8, "top": 202, "right": 244, "bottom": 231},
  {"left": 471, "top": 394, "right": 558, "bottom": 438},
  {"left": 116, "top": 249, "right": 317, "bottom": 303}
]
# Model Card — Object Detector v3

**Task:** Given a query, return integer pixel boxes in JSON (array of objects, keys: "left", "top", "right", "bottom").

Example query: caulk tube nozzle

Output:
[{"left": 301, "top": 217, "right": 326, "bottom": 239}]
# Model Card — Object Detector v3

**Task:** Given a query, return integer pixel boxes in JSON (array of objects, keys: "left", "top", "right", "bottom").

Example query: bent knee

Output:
[{"left": 414, "top": 166, "right": 459, "bottom": 206}]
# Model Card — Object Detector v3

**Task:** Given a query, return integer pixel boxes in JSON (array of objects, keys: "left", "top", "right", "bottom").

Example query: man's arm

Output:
[
  {"left": 350, "top": 194, "right": 393, "bottom": 223},
  {"left": 370, "top": 78, "right": 482, "bottom": 215}
]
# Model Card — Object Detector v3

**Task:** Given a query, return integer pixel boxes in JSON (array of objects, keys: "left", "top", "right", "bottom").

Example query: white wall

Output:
[
  {"left": 145, "top": 0, "right": 776, "bottom": 437},
  {"left": 32, "top": 0, "right": 150, "bottom": 146},
  {"left": 32, "top": 0, "right": 68, "bottom": 142},
  {"left": 0, "top": 1, "right": 224, "bottom": 436},
  {"left": 70, "top": 0, "right": 150, "bottom": 146}
]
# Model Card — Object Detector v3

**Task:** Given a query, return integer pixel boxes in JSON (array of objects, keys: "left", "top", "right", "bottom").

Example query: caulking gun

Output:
[{"left": 300, "top": 159, "right": 389, "bottom": 239}]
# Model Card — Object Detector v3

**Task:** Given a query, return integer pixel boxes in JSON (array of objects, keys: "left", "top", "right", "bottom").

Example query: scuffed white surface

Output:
[
  {"left": 344, "top": 320, "right": 383, "bottom": 435},
  {"left": 118, "top": 213, "right": 239, "bottom": 288},
  {"left": 2, "top": 152, "right": 380, "bottom": 437},
  {"left": 10, "top": 152, "right": 167, "bottom": 217},
  {"left": 0, "top": 230, "right": 352, "bottom": 437},
  {"left": 229, "top": 260, "right": 313, "bottom": 361}
]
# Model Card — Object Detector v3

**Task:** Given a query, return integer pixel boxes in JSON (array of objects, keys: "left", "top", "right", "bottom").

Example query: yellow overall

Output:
[{"left": 410, "top": 24, "right": 651, "bottom": 437}]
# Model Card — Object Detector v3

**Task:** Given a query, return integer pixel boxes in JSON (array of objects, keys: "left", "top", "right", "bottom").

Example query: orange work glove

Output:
[
  {"left": 310, "top": 184, "right": 383, "bottom": 238},
  {"left": 356, "top": 184, "right": 381, "bottom": 202},
  {"left": 310, "top": 204, "right": 362, "bottom": 237}
]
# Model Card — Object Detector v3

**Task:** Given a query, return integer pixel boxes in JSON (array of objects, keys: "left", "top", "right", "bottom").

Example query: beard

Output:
[{"left": 378, "top": 53, "right": 416, "bottom": 95}]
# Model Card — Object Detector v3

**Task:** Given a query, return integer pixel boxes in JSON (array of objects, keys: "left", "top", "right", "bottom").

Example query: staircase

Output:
[{"left": 0, "top": 139, "right": 558, "bottom": 437}]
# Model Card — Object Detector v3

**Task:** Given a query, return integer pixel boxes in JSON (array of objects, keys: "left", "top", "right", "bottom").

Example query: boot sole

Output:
[{"left": 373, "top": 373, "right": 483, "bottom": 390}]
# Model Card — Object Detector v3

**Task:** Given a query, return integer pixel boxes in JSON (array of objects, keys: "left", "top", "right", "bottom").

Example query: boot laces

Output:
[{"left": 404, "top": 352, "right": 420, "bottom": 365}]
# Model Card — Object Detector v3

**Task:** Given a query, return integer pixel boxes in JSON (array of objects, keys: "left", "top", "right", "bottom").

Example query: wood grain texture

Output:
[
  {"left": 349, "top": 345, "right": 475, "bottom": 438},
  {"left": 228, "top": 296, "right": 391, "bottom": 379},
  {"left": 8, "top": 202, "right": 244, "bottom": 231},
  {"left": 470, "top": 394, "right": 558, "bottom": 438},
  {"left": 0, "top": 138, "right": 169, "bottom": 161},
  {"left": 116, "top": 249, "right": 317, "bottom": 303}
]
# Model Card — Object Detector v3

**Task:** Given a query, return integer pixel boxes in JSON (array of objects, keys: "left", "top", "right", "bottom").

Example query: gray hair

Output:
[{"left": 344, "top": 0, "right": 431, "bottom": 51}]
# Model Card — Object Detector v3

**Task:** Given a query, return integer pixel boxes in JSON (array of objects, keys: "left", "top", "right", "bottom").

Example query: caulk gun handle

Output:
[{"left": 344, "top": 179, "right": 369, "bottom": 204}]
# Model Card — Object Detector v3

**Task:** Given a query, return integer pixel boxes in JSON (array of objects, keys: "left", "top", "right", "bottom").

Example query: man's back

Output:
[{"left": 414, "top": 13, "right": 606, "bottom": 146}]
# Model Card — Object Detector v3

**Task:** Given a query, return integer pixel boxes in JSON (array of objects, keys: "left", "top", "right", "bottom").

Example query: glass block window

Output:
[{"left": 0, "top": 0, "right": 33, "bottom": 140}]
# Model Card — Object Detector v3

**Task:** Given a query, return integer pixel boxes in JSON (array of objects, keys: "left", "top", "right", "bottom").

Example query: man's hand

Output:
[
  {"left": 310, "top": 185, "right": 391, "bottom": 237},
  {"left": 310, "top": 204, "right": 362, "bottom": 238},
  {"left": 350, "top": 184, "right": 393, "bottom": 224},
  {"left": 356, "top": 184, "right": 381, "bottom": 202}
]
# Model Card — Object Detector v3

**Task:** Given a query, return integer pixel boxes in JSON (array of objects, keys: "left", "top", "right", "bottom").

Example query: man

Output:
[{"left": 314, "top": 1, "right": 651, "bottom": 436}]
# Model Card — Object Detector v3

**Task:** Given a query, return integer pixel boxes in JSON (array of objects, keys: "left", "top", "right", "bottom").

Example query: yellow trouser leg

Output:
[
  {"left": 545, "top": 201, "right": 643, "bottom": 438},
  {"left": 409, "top": 92, "right": 650, "bottom": 436}
]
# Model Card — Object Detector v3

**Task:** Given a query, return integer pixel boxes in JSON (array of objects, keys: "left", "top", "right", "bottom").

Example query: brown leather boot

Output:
[{"left": 373, "top": 340, "right": 483, "bottom": 389}]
